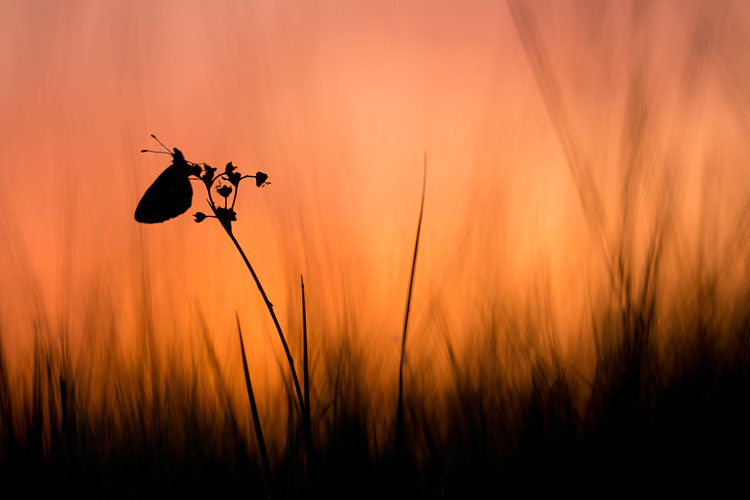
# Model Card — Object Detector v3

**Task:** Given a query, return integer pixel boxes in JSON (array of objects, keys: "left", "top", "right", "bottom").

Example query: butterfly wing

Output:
[{"left": 135, "top": 165, "right": 193, "bottom": 223}]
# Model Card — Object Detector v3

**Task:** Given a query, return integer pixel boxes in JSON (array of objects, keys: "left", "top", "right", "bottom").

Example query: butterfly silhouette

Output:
[{"left": 135, "top": 139, "right": 194, "bottom": 224}]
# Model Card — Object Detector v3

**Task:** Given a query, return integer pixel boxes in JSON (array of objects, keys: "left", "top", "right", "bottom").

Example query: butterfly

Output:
[{"left": 135, "top": 137, "right": 194, "bottom": 224}]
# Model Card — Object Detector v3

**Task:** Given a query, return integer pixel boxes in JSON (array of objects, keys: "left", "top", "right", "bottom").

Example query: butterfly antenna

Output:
[
  {"left": 150, "top": 134, "right": 173, "bottom": 154},
  {"left": 140, "top": 149, "right": 172, "bottom": 155}
]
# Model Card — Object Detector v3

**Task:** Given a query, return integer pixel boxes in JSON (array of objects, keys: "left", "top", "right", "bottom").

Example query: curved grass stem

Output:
[{"left": 396, "top": 152, "right": 427, "bottom": 447}]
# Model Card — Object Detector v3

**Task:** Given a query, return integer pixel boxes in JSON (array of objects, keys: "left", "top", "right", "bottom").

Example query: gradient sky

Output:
[{"left": 1, "top": 1, "right": 749, "bottom": 380}]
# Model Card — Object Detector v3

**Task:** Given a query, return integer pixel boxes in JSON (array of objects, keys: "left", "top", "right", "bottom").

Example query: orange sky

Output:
[{"left": 1, "top": 0, "right": 749, "bottom": 382}]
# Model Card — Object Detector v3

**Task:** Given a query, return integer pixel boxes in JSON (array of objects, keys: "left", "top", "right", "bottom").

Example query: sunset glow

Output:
[{"left": 1, "top": 1, "right": 749, "bottom": 495}]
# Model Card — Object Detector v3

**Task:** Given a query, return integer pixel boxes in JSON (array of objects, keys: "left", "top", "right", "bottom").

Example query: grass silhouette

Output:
[
  {"left": 237, "top": 313, "right": 271, "bottom": 491},
  {"left": 0, "top": 268, "right": 748, "bottom": 497},
  {"left": 396, "top": 152, "right": 427, "bottom": 449}
]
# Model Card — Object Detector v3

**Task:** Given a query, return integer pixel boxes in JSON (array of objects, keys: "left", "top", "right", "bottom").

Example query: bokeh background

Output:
[{"left": 1, "top": 0, "right": 749, "bottom": 427}]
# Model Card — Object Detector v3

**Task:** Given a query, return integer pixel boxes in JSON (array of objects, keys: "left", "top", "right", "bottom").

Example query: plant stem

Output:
[
  {"left": 220, "top": 222, "right": 306, "bottom": 422},
  {"left": 396, "top": 153, "right": 427, "bottom": 447}
]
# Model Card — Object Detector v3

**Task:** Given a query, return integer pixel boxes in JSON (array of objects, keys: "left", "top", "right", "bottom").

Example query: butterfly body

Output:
[{"left": 135, "top": 148, "right": 193, "bottom": 223}]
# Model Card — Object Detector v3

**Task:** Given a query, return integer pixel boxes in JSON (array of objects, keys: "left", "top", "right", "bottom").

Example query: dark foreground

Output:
[{"left": 1, "top": 306, "right": 748, "bottom": 498}]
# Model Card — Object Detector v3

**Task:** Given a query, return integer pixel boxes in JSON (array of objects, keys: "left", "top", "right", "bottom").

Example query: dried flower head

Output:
[
  {"left": 214, "top": 207, "right": 237, "bottom": 223},
  {"left": 202, "top": 165, "right": 217, "bottom": 188},
  {"left": 255, "top": 172, "right": 269, "bottom": 187},
  {"left": 217, "top": 185, "right": 233, "bottom": 198}
]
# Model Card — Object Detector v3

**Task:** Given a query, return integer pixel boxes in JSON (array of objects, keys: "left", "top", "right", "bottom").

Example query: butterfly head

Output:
[
  {"left": 170, "top": 147, "right": 195, "bottom": 176},
  {"left": 172, "top": 147, "right": 185, "bottom": 163}
]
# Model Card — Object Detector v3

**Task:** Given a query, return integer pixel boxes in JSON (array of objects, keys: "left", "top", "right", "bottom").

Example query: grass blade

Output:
[
  {"left": 396, "top": 152, "right": 427, "bottom": 446},
  {"left": 301, "top": 275, "right": 312, "bottom": 456},
  {"left": 236, "top": 313, "right": 272, "bottom": 495}
]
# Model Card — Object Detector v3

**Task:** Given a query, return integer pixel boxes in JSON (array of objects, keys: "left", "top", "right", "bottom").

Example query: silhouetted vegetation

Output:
[
  {"left": 2, "top": 2, "right": 748, "bottom": 498},
  {"left": 0, "top": 238, "right": 748, "bottom": 497}
]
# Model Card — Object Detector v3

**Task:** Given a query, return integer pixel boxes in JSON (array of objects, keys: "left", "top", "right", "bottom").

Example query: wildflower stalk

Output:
[
  {"left": 192, "top": 158, "right": 306, "bottom": 426},
  {"left": 217, "top": 214, "right": 306, "bottom": 423},
  {"left": 203, "top": 163, "right": 311, "bottom": 469},
  {"left": 216, "top": 207, "right": 313, "bottom": 480}
]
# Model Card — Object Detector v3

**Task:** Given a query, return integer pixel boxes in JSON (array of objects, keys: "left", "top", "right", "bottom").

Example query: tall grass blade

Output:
[
  {"left": 301, "top": 275, "right": 312, "bottom": 459},
  {"left": 236, "top": 313, "right": 272, "bottom": 495},
  {"left": 396, "top": 152, "right": 427, "bottom": 446}
]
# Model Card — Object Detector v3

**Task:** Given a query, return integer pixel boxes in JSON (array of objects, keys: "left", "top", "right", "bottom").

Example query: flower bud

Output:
[{"left": 255, "top": 172, "right": 269, "bottom": 187}]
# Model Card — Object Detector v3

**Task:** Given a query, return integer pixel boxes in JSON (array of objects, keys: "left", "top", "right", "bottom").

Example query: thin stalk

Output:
[
  {"left": 396, "top": 152, "right": 427, "bottom": 446},
  {"left": 220, "top": 222, "right": 306, "bottom": 422},
  {"left": 236, "top": 313, "right": 272, "bottom": 494},
  {"left": 301, "top": 275, "right": 312, "bottom": 456}
]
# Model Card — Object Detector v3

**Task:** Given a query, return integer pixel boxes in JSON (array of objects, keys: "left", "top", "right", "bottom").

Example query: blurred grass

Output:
[{"left": 0, "top": 222, "right": 748, "bottom": 497}]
